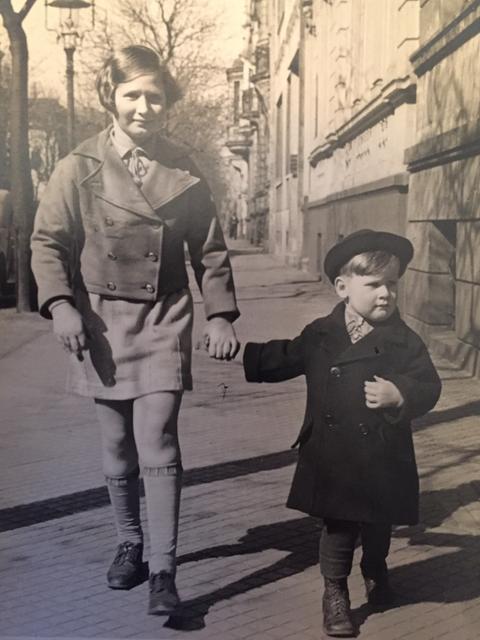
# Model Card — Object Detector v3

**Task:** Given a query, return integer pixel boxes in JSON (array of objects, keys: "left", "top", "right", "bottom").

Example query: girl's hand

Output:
[
  {"left": 364, "top": 375, "right": 404, "bottom": 409},
  {"left": 51, "top": 302, "right": 87, "bottom": 358},
  {"left": 203, "top": 317, "right": 240, "bottom": 360}
]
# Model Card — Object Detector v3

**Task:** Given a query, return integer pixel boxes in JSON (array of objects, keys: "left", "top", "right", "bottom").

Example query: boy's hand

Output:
[
  {"left": 203, "top": 317, "right": 240, "bottom": 360},
  {"left": 51, "top": 302, "right": 87, "bottom": 358},
  {"left": 364, "top": 375, "right": 404, "bottom": 409}
]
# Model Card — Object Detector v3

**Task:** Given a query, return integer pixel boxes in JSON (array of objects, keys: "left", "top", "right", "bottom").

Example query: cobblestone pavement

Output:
[{"left": 1, "top": 240, "right": 480, "bottom": 640}]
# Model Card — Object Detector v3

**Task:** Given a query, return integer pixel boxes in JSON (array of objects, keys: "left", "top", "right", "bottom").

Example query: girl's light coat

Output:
[{"left": 31, "top": 127, "right": 239, "bottom": 322}]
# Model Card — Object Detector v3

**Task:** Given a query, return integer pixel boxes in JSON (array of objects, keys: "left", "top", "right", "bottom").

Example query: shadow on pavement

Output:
[
  {"left": 167, "top": 516, "right": 320, "bottom": 631},
  {"left": 414, "top": 399, "right": 480, "bottom": 432},
  {"left": 169, "top": 478, "right": 480, "bottom": 632},
  {"left": 353, "top": 481, "right": 480, "bottom": 631},
  {"left": 228, "top": 246, "right": 265, "bottom": 258},
  {"left": 0, "top": 449, "right": 298, "bottom": 532}
]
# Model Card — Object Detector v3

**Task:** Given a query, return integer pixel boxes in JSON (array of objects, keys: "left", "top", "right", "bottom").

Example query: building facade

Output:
[
  {"left": 227, "top": 0, "right": 480, "bottom": 375},
  {"left": 267, "top": 0, "right": 302, "bottom": 264},
  {"left": 303, "top": 0, "right": 419, "bottom": 313},
  {"left": 225, "top": 0, "right": 271, "bottom": 246},
  {"left": 405, "top": 0, "right": 480, "bottom": 376}
]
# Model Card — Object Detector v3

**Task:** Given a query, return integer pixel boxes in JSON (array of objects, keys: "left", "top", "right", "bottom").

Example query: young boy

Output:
[{"left": 243, "top": 229, "right": 441, "bottom": 637}]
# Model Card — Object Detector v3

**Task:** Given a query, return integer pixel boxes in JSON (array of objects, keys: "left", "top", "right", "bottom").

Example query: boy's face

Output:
[{"left": 334, "top": 259, "right": 400, "bottom": 323}]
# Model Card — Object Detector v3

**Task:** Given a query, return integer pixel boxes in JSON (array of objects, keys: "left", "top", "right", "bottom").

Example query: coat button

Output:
[
  {"left": 329, "top": 366, "right": 341, "bottom": 378},
  {"left": 145, "top": 251, "right": 158, "bottom": 261},
  {"left": 105, "top": 217, "right": 114, "bottom": 226},
  {"left": 107, "top": 252, "right": 117, "bottom": 260},
  {"left": 359, "top": 423, "right": 369, "bottom": 436},
  {"left": 107, "top": 281, "right": 116, "bottom": 291},
  {"left": 324, "top": 412, "right": 336, "bottom": 428},
  {"left": 143, "top": 283, "right": 155, "bottom": 294}
]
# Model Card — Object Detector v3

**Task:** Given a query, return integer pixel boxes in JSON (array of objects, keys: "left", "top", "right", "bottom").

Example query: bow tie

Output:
[
  {"left": 128, "top": 147, "right": 149, "bottom": 186},
  {"left": 345, "top": 309, "right": 373, "bottom": 344}
]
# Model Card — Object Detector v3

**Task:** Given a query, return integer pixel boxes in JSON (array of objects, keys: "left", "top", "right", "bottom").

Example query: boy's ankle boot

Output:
[
  {"left": 322, "top": 578, "right": 356, "bottom": 637},
  {"left": 363, "top": 571, "right": 393, "bottom": 606}
]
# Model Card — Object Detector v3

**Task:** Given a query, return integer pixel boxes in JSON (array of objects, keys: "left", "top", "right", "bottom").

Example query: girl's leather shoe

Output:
[
  {"left": 148, "top": 571, "right": 180, "bottom": 615},
  {"left": 107, "top": 541, "right": 144, "bottom": 589},
  {"left": 322, "top": 578, "right": 356, "bottom": 637}
]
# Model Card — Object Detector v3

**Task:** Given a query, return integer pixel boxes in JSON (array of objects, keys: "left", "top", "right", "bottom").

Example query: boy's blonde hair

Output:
[{"left": 339, "top": 250, "right": 400, "bottom": 277}]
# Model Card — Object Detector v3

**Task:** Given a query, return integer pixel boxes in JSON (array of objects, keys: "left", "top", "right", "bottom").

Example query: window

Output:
[
  {"left": 233, "top": 81, "right": 240, "bottom": 124},
  {"left": 286, "top": 76, "right": 291, "bottom": 174},
  {"left": 276, "top": 95, "right": 283, "bottom": 180},
  {"left": 316, "top": 233, "right": 323, "bottom": 274}
]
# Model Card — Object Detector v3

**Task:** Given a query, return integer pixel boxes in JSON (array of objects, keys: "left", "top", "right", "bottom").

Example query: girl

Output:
[{"left": 31, "top": 45, "right": 240, "bottom": 615}]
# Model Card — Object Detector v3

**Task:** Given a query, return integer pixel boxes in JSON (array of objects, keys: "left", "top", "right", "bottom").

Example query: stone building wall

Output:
[
  {"left": 303, "top": 0, "right": 420, "bottom": 307},
  {"left": 267, "top": 0, "right": 302, "bottom": 263},
  {"left": 405, "top": 0, "right": 480, "bottom": 375}
]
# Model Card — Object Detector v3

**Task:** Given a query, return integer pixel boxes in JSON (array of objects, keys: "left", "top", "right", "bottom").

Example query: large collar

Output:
[
  {"left": 73, "top": 126, "right": 191, "bottom": 165},
  {"left": 73, "top": 127, "right": 198, "bottom": 219},
  {"left": 311, "top": 301, "right": 409, "bottom": 364},
  {"left": 110, "top": 120, "right": 138, "bottom": 159}
]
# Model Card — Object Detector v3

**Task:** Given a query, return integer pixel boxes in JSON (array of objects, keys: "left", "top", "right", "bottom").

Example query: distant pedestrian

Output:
[
  {"left": 229, "top": 213, "right": 239, "bottom": 239},
  {"left": 243, "top": 229, "right": 441, "bottom": 637},
  {"left": 0, "top": 187, "right": 13, "bottom": 294},
  {"left": 31, "top": 45, "right": 240, "bottom": 616}
]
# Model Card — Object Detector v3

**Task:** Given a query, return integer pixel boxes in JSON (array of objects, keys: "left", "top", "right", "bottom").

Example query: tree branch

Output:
[
  {"left": 0, "top": 0, "right": 16, "bottom": 28},
  {"left": 18, "top": 0, "right": 38, "bottom": 22}
]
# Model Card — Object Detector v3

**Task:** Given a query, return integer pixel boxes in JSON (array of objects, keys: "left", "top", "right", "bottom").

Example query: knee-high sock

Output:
[
  {"left": 142, "top": 464, "right": 182, "bottom": 575},
  {"left": 105, "top": 467, "right": 143, "bottom": 545},
  {"left": 319, "top": 519, "right": 359, "bottom": 580}
]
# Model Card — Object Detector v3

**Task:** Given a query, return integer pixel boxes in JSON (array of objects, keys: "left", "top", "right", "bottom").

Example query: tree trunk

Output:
[{"left": 3, "top": 15, "right": 35, "bottom": 312}]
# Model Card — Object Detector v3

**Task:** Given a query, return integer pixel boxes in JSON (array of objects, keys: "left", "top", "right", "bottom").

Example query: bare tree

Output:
[
  {"left": 0, "top": 0, "right": 37, "bottom": 312},
  {"left": 0, "top": 40, "right": 10, "bottom": 186}
]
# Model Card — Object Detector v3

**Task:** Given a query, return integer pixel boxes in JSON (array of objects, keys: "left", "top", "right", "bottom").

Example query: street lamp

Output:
[{"left": 45, "top": 0, "right": 95, "bottom": 151}]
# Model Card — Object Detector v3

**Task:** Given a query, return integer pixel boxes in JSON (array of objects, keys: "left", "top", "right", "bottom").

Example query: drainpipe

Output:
[{"left": 297, "top": 0, "right": 308, "bottom": 269}]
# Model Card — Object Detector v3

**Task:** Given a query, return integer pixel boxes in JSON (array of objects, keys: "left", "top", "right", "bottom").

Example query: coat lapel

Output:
[
  {"left": 309, "top": 302, "right": 409, "bottom": 365},
  {"left": 75, "top": 128, "right": 199, "bottom": 220},
  {"left": 334, "top": 310, "right": 408, "bottom": 365},
  {"left": 310, "top": 302, "right": 351, "bottom": 359},
  {"left": 140, "top": 160, "right": 200, "bottom": 210}
]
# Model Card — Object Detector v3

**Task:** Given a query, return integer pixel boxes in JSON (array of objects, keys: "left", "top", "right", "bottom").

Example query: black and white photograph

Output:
[{"left": 0, "top": 1, "right": 479, "bottom": 639}]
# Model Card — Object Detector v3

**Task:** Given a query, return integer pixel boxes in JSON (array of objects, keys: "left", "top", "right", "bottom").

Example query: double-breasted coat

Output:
[
  {"left": 31, "top": 127, "right": 239, "bottom": 398},
  {"left": 244, "top": 302, "right": 441, "bottom": 525},
  {"left": 31, "top": 127, "right": 239, "bottom": 321}
]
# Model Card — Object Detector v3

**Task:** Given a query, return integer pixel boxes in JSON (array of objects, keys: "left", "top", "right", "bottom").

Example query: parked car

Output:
[{"left": 0, "top": 189, "right": 15, "bottom": 296}]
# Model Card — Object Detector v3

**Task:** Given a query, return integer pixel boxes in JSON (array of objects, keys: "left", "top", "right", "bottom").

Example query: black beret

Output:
[{"left": 324, "top": 229, "right": 414, "bottom": 283}]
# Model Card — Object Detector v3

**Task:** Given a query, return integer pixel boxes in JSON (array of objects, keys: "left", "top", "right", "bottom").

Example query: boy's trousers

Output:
[{"left": 319, "top": 518, "right": 392, "bottom": 580}]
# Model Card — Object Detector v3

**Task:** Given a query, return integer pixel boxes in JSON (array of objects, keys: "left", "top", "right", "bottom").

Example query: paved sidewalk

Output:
[{"left": 1, "top": 239, "right": 480, "bottom": 640}]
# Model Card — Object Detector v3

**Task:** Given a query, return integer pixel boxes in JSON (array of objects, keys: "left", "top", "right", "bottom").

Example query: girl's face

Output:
[
  {"left": 335, "top": 259, "right": 400, "bottom": 323},
  {"left": 114, "top": 73, "right": 166, "bottom": 143}
]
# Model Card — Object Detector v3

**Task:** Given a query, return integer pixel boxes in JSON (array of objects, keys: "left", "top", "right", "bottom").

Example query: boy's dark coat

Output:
[{"left": 244, "top": 302, "right": 441, "bottom": 525}]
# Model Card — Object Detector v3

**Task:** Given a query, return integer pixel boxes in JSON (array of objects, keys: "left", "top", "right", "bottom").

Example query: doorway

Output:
[{"left": 433, "top": 220, "right": 456, "bottom": 330}]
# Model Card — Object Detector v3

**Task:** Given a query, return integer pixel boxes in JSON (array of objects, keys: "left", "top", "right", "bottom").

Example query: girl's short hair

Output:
[
  {"left": 339, "top": 251, "right": 400, "bottom": 277},
  {"left": 96, "top": 44, "right": 182, "bottom": 113}
]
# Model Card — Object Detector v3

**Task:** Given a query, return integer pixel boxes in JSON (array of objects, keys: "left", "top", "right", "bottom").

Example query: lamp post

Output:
[{"left": 45, "top": 0, "right": 95, "bottom": 151}]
